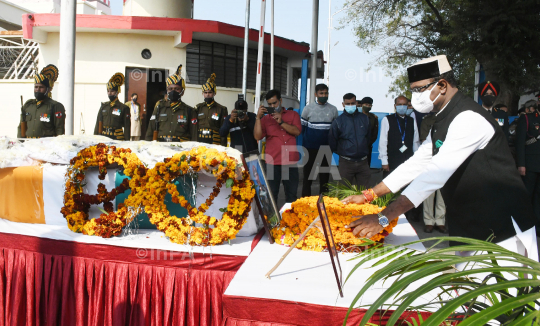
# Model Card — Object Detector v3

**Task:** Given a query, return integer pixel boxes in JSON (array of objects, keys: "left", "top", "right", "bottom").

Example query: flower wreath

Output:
[
  {"left": 123, "top": 147, "right": 256, "bottom": 246},
  {"left": 62, "top": 144, "right": 256, "bottom": 246},
  {"left": 60, "top": 143, "right": 143, "bottom": 237},
  {"left": 273, "top": 196, "right": 398, "bottom": 252}
]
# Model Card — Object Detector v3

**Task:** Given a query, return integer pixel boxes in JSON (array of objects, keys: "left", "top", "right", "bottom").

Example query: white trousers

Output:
[{"left": 423, "top": 190, "right": 445, "bottom": 226}]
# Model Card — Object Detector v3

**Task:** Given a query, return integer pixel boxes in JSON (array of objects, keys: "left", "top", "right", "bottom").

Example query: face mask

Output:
[
  {"left": 406, "top": 108, "right": 414, "bottom": 116},
  {"left": 132, "top": 98, "right": 138, "bottom": 102},
  {"left": 481, "top": 95, "right": 496, "bottom": 107},
  {"left": 34, "top": 91, "right": 47, "bottom": 101},
  {"left": 317, "top": 97, "right": 328, "bottom": 105},
  {"left": 344, "top": 105, "right": 357, "bottom": 114},
  {"left": 204, "top": 97, "right": 214, "bottom": 104},
  {"left": 396, "top": 105, "right": 408, "bottom": 116},
  {"left": 411, "top": 83, "right": 440, "bottom": 113},
  {"left": 362, "top": 105, "right": 371, "bottom": 112},
  {"left": 108, "top": 95, "right": 117, "bottom": 102},
  {"left": 168, "top": 90, "right": 181, "bottom": 102}
]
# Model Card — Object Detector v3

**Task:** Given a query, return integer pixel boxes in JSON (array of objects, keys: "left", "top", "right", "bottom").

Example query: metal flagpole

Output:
[
  {"left": 309, "top": 0, "right": 319, "bottom": 103},
  {"left": 270, "top": 0, "right": 275, "bottom": 89},
  {"left": 242, "top": 0, "right": 251, "bottom": 97},
  {"left": 58, "top": 0, "right": 77, "bottom": 135},
  {"left": 254, "top": 0, "right": 267, "bottom": 112},
  {"left": 326, "top": 0, "right": 331, "bottom": 85}
]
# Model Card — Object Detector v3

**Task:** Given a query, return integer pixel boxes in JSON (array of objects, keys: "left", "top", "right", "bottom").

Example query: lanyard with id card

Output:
[{"left": 396, "top": 115, "right": 408, "bottom": 153}]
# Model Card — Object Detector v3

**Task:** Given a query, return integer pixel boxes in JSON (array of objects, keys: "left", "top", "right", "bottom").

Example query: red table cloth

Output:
[
  {"left": 0, "top": 232, "right": 252, "bottom": 326},
  {"left": 222, "top": 295, "right": 432, "bottom": 326}
]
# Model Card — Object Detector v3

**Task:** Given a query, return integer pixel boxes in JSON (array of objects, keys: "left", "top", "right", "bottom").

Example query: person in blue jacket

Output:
[{"left": 329, "top": 93, "right": 371, "bottom": 189}]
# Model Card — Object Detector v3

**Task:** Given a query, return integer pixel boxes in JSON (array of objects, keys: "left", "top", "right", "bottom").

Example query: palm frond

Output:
[{"left": 343, "top": 236, "right": 540, "bottom": 326}]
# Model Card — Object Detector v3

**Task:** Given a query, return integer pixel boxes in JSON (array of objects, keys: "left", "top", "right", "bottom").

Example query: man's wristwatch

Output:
[
  {"left": 279, "top": 121, "right": 284, "bottom": 125},
  {"left": 377, "top": 212, "right": 390, "bottom": 228}
]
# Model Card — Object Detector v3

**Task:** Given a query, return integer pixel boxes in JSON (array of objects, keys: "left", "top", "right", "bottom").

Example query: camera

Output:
[{"left": 237, "top": 110, "right": 246, "bottom": 120}]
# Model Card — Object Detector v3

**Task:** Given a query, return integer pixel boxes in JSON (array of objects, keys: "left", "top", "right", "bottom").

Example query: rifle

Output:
[
  {"left": 20, "top": 96, "right": 27, "bottom": 138},
  {"left": 153, "top": 103, "right": 160, "bottom": 141}
]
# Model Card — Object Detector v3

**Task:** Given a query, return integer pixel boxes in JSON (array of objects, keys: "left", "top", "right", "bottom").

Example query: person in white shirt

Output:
[
  {"left": 378, "top": 96, "right": 420, "bottom": 178},
  {"left": 126, "top": 93, "right": 142, "bottom": 141},
  {"left": 342, "top": 55, "right": 537, "bottom": 262}
]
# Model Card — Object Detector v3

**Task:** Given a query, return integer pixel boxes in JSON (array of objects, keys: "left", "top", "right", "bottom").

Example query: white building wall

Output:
[
  {"left": 0, "top": 30, "right": 299, "bottom": 138},
  {"left": 0, "top": 80, "right": 35, "bottom": 138}
]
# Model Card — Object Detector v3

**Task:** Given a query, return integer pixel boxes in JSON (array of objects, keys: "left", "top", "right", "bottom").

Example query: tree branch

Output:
[{"left": 423, "top": 0, "right": 444, "bottom": 28}]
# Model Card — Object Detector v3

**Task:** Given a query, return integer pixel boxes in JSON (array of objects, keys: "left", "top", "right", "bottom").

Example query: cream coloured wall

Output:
[
  {"left": 0, "top": 30, "right": 299, "bottom": 138},
  {"left": 0, "top": 80, "right": 35, "bottom": 138},
  {"left": 40, "top": 32, "right": 185, "bottom": 84}
]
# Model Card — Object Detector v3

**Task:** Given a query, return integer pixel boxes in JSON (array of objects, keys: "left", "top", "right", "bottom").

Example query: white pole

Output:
[
  {"left": 310, "top": 0, "right": 319, "bottom": 103},
  {"left": 327, "top": 0, "right": 331, "bottom": 87},
  {"left": 58, "top": 0, "right": 76, "bottom": 135},
  {"left": 270, "top": 0, "right": 275, "bottom": 89},
  {"left": 254, "top": 0, "right": 267, "bottom": 112},
  {"left": 242, "top": 0, "right": 251, "bottom": 97}
]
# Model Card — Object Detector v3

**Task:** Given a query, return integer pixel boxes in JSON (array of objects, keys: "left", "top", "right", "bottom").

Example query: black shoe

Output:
[
  {"left": 424, "top": 225, "right": 434, "bottom": 233},
  {"left": 436, "top": 225, "right": 448, "bottom": 233}
]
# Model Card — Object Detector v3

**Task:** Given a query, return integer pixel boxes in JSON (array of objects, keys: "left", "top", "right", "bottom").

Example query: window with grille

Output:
[{"left": 186, "top": 40, "right": 289, "bottom": 95}]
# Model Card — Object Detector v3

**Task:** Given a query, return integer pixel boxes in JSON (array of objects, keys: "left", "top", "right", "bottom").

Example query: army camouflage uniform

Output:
[
  {"left": 17, "top": 97, "right": 66, "bottom": 138},
  {"left": 93, "top": 100, "right": 131, "bottom": 140},
  {"left": 192, "top": 101, "right": 228, "bottom": 146},
  {"left": 145, "top": 100, "right": 193, "bottom": 142}
]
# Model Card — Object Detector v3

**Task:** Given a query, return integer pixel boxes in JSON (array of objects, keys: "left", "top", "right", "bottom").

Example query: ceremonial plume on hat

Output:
[
  {"left": 202, "top": 73, "right": 217, "bottom": 94},
  {"left": 107, "top": 73, "right": 125, "bottom": 93},
  {"left": 34, "top": 64, "right": 59, "bottom": 88},
  {"left": 407, "top": 55, "right": 452, "bottom": 83},
  {"left": 166, "top": 65, "right": 185, "bottom": 89}
]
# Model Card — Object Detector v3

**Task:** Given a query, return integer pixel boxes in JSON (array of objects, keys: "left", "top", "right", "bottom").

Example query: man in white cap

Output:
[{"left": 342, "top": 55, "right": 538, "bottom": 259}]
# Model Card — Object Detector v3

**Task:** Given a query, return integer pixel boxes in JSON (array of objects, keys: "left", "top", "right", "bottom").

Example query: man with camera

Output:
[
  {"left": 220, "top": 95, "right": 258, "bottom": 153},
  {"left": 254, "top": 89, "right": 302, "bottom": 204}
]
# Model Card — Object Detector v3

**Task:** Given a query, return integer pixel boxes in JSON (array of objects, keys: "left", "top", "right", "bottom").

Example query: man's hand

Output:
[
  {"left": 382, "top": 165, "right": 390, "bottom": 172},
  {"left": 257, "top": 106, "right": 267, "bottom": 119},
  {"left": 342, "top": 195, "right": 366, "bottom": 205},
  {"left": 230, "top": 110, "right": 238, "bottom": 123},
  {"left": 345, "top": 214, "right": 383, "bottom": 238},
  {"left": 240, "top": 111, "right": 249, "bottom": 121},
  {"left": 272, "top": 111, "right": 282, "bottom": 124},
  {"left": 518, "top": 166, "right": 526, "bottom": 176}
]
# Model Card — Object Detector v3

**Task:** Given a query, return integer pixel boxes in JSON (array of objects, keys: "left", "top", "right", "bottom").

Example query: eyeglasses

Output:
[{"left": 410, "top": 81, "right": 437, "bottom": 93}]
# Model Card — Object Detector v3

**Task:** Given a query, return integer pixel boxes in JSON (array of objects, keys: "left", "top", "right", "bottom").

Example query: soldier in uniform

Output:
[
  {"left": 145, "top": 65, "right": 193, "bottom": 142},
  {"left": 478, "top": 81, "right": 509, "bottom": 139},
  {"left": 358, "top": 97, "right": 379, "bottom": 166},
  {"left": 93, "top": 73, "right": 131, "bottom": 140},
  {"left": 516, "top": 100, "right": 540, "bottom": 228},
  {"left": 17, "top": 64, "right": 66, "bottom": 138},
  {"left": 193, "top": 73, "right": 228, "bottom": 146}
]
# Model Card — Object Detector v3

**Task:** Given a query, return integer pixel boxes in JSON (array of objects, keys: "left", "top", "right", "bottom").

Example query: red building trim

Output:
[{"left": 22, "top": 14, "right": 309, "bottom": 53}]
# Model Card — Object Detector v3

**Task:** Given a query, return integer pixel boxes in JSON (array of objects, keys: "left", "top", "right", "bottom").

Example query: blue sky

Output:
[{"left": 110, "top": 0, "right": 395, "bottom": 112}]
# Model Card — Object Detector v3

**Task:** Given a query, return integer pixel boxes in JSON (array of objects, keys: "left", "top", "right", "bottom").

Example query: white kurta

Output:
[
  {"left": 129, "top": 102, "right": 141, "bottom": 137},
  {"left": 378, "top": 114, "right": 421, "bottom": 165},
  {"left": 383, "top": 105, "right": 537, "bottom": 261}
]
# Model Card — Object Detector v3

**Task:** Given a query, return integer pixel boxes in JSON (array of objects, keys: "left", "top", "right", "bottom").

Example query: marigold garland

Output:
[
  {"left": 61, "top": 144, "right": 256, "bottom": 246},
  {"left": 123, "top": 147, "right": 256, "bottom": 246},
  {"left": 272, "top": 196, "right": 398, "bottom": 252},
  {"left": 60, "top": 143, "right": 142, "bottom": 237}
]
